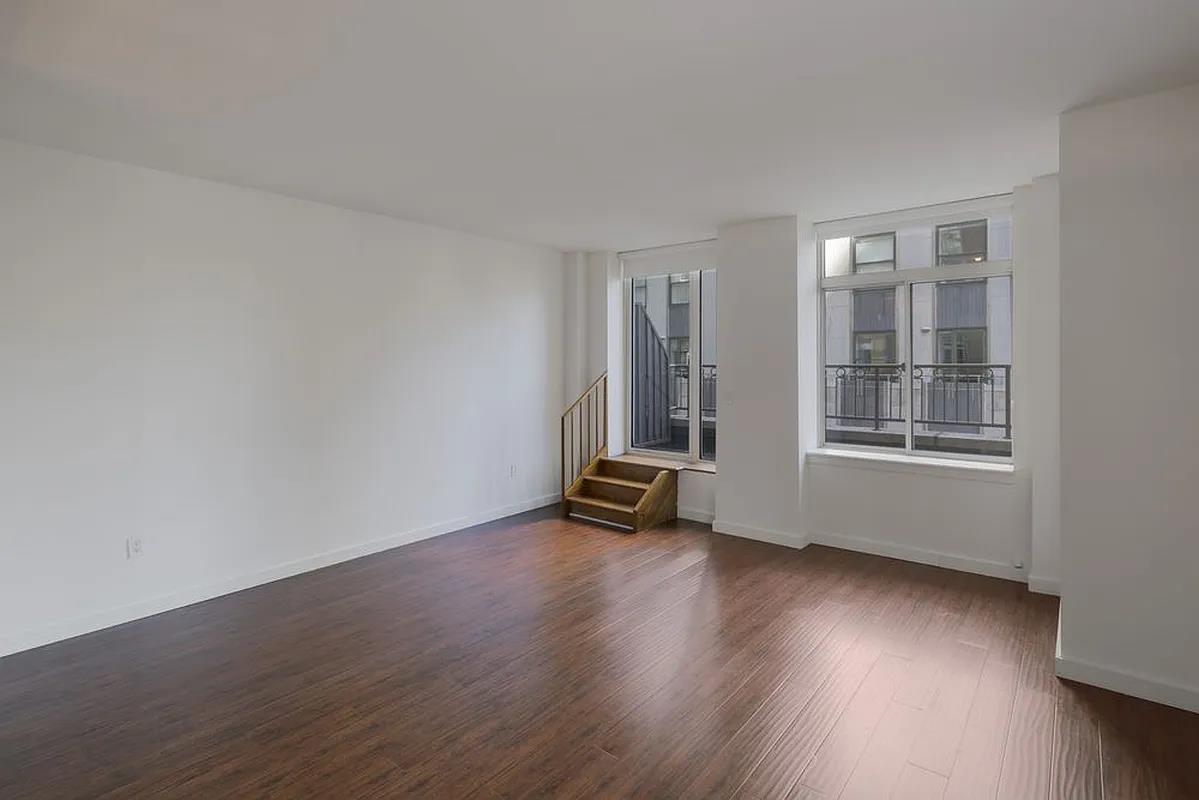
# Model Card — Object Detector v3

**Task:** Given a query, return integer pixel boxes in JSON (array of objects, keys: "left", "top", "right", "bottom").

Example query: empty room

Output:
[{"left": 2, "top": 2, "right": 1198, "bottom": 798}]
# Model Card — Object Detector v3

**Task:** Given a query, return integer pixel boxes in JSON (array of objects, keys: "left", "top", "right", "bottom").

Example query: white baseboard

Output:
[
  {"left": 712, "top": 519, "right": 810, "bottom": 550},
  {"left": 1027, "top": 574, "right": 1060, "bottom": 596},
  {"left": 1055, "top": 625, "right": 1199, "bottom": 714},
  {"left": 0, "top": 493, "right": 560, "bottom": 659},
  {"left": 807, "top": 529, "right": 1025, "bottom": 583},
  {"left": 677, "top": 506, "right": 715, "bottom": 524}
]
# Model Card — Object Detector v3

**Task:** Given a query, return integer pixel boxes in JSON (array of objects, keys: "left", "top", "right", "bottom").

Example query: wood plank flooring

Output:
[{"left": 2, "top": 508, "right": 1197, "bottom": 799}]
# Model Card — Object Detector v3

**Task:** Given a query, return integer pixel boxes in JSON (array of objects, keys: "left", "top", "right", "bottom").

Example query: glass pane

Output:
[
  {"left": 824, "top": 287, "right": 905, "bottom": 449},
  {"left": 631, "top": 274, "right": 689, "bottom": 453},
  {"left": 854, "top": 233, "right": 895, "bottom": 272},
  {"left": 911, "top": 276, "right": 1012, "bottom": 457},
  {"left": 937, "top": 220, "right": 988, "bottom": 265},
  {"left": 855, "top": 332, "right": 896, "bottom": 364},
  {"left": 824, "top": 237, "right": 852, "bottom": 277},
  {"left": 700, "top": 270, "right": 716, "bottom": 461},
  {"left": 670, "top": 275, "right": 690, "bottom": 304}
]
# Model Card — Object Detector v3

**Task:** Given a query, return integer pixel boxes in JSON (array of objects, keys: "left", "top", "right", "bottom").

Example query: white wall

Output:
[
  {"left": 1016, "top": 174, "right": 1061, "bottom": 593},
  {"left": 1058, "top": 83, "right": 1199, "bottom": 711},
  {"left": 562, "top": 251, "right": 609, "bottom": 402},
  {"left": 803, "top": 456, "right": 1029, "bottom": 580},
  {"left": 0, "top": 138, "right": 564, "bottom": 657},
  {"left": 713, "top": 217, "right": 803, "bottom": 546},
  {"left": 678, "top": 471, "right": 716, "bottom": 524}
]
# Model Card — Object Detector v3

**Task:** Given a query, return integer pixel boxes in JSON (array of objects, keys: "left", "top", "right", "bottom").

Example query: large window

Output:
[
  {"left": 629, "top": 265, "right": 717, "bottom": 462},
  {"left": 854, "top": 233, "right": 897, "bottom": 273},
  {"left": 819, "top": 199, "right": 1014, "bottom": 460},
  {"left": 936, "top": 220, "right": 988, "bottom": 265}
]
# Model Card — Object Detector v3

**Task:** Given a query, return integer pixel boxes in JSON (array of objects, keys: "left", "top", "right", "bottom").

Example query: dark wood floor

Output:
[{"left": 3, "top": 509, "right": 1198, "bottom": 799}]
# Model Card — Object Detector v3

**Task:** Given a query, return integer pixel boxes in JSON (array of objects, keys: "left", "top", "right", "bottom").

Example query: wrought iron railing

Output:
[
  {"left": 823, "top": 363, "right": 1011, "bottom": 440},
  {"left": 824, "top": 364, "right": 905, "bottom": 430},
  {"left": 913, "top": 363, "right": 1010, "bottom": 439},
  {"left": 669, "top": 363, "right": 688, "bottom": 417}
]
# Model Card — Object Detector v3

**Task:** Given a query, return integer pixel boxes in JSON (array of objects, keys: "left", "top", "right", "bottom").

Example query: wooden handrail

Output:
[
  {"left": 562, "top": 371, "right": 608, "bottom": 421},
  {"left": 561, "top": 372, "right": 608, "bottom": 496}
]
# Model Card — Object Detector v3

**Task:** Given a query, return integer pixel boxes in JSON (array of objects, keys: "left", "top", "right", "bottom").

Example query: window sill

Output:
[
  {"left": 617, "top": 452, "right": 716, "bottom": 475},
  {"left": 806, "top": 448, "right": 1016, "bottom": 484}
]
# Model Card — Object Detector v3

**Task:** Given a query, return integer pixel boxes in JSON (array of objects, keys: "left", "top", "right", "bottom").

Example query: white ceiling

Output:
[{"left": 1, "top": 1, "right": 1197, "bottom": 252}]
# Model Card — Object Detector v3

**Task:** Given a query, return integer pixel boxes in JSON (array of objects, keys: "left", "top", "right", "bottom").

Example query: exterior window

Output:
[
  {"left": 937, "top": 329, "right": 986, "bottom": 364},
  {"left": 824, "top": 237, "right": 852, "bottom": 277},
  {"left": 629, "top": 268, "right": 716, "bottom": 462},
  {"left": 937, "top": 220, "right": 988, "bottom": 265},
  {"left": 852, "top": 288, "right": 897, "bottom": 364},
  {"left": 853, "top": 232, "right": 896, "bottom": 273},
  {"left": 669, "top": 274, "right": 690, "bottom": 304},
  {"left": 668, "top": 337, "right": 689, "bottom": 367},
  {"left": 633, "top": 283, "right": 646, "bottom": 306},
  {"left": 819, "top": 199, "right": 1014, "bottom": 461},
  {"left": 854, "top": 332, "right": 896, "bottom": 365}
]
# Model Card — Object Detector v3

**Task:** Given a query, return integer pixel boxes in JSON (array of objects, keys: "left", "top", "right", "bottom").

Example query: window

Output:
[
  {"left": 633, "top": 282, "right": 646, "bottom": 307},
  {"left": 938, "top": 329, "right": 986, "bottom": 364},
  {"left": 819, "top": 199, "right": 1013, "bottom": 460},
  {"left": 628, "top": 265, "right": 716, "bottom": 462},
  {"left": 937, "top": 220, "right": 988, "bottom": 265},
  {"left": 854, "top": 232, "right": 896, "bottom": 273},
  {"left": 631, "top": 274, "right": 687, "bottom": 453},
  {"left": 852, "top": 289, "right": 897, "bottom": 364},
  {"left": 669, "top": 274, "right": 690, "bottom": 304},
  {"left": 668, "top": 337, "right": 689, "bottom": 366}
]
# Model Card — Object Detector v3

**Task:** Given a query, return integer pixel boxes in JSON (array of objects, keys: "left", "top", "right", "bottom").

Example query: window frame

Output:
[
  {"left": 816, "top": 196, "right": 1014, "bottom": 464},
  {"left": 853, "top": 231, "right": 897, "bottom": 273},
  {"left": 625, "top": 268, "right": 711, "bottom": 465},
  {"left": 936, "top": 219, "right": 989, "bottom": 265}
]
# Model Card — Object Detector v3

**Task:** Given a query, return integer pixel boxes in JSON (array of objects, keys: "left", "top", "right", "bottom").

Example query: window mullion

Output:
[
  {"left": 903, "top": 281, "right": 914, "bottom": 453},
  {"left": 688, "top": 270, "right": 701, "bottom": 461}
]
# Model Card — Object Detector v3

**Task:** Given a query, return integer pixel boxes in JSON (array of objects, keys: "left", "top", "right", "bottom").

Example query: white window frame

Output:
[
  {"left": 816, "top": 195, "right": 1015, "bottom": 464},
  {"left": 620, "top": 241, "right": 716, "bottom": 465}
]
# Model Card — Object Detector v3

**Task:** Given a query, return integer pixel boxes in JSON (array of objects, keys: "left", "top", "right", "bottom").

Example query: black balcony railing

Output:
[
  {"left": 823, "top": 363, "right": 1012, "bottom": 441},
  {"left": 913, "top": 364, "right": 1011, "bottom": 439},
  {"left": 669, "top": 363, "right": 688, "bottom": 416},
  {"left": 824, "top": 364, "right": 905, "bottom": 430}
]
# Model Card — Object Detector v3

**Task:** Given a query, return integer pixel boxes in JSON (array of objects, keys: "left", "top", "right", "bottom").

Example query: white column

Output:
[
  {"left": 1015, "top": 174, "right": 1061, "bottom": 594},
  {"left": 713, "top": 216, "right": 803, "bottom": 546}
]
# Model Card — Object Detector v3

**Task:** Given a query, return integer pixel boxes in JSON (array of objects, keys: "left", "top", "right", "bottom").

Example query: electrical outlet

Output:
[{"left": 126, "top": 536, "right": 144, "bottom": 560}]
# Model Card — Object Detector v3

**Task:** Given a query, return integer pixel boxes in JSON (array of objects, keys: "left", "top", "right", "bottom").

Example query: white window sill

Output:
[
  {"left": 806, "top": 448, "right": 1017, "bottom": 484},
  {"left": 617, "top": 452, "right": 716, "bottom": 475}
]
